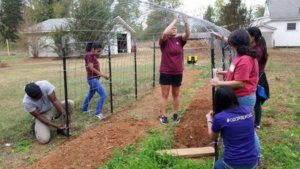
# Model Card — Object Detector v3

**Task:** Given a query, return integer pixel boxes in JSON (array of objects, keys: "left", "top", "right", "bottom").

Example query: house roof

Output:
[
  {"left": 114, "top": 16, "right": 136, "bottom": 33},
  {"left": 23, "top": 16, "right": 135, "bottom": 34},
  {"left": 258, "top": 24, "right": 276, "bottom": 30},
  {"left": 265, "top": 0, "right": 300, "bottom": 20},
  {"left": 23, "top": 18, "right": 70, "bottom": 33},
  {"left": 251, "top": 16, "right": 271, "bottom": 27}
]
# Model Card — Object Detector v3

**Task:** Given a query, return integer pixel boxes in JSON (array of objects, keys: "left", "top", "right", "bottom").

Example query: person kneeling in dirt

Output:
[
  {"left": 23, "top": 80, "right": 74, "bottom": 144},
  {"left": 206, "top": 86, "right": 258, "bottom": 169}
]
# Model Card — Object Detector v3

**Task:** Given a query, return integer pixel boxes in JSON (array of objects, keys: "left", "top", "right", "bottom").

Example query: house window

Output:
[{"left": 287, "top": 23, "right": 296, "bottom": 30}]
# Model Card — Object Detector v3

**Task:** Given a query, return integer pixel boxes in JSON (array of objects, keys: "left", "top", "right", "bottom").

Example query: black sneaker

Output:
[
  {"left": 172, "top": 113, "right": 180, "bottom": 123},
  {"left": 160, "top": 116, "right": 168, "bottom": 125},
  {"left": 57, "top": 128, "right": 71, "bottom": 137}
]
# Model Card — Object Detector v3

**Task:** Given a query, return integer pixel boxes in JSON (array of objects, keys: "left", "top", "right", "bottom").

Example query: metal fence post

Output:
[
  {"left": 134, "top": 40, "right": 138, "bottom": 100},
  {"left": 108, "top": 38, "right": 113, "bottom": 114},
  {"left": 221, "top": 41, "right": 226, "bottom": 71},
  {"left": 61, "top": 37, "right": 70, "bottom": 137},
  {"left": 210, "top": 34, "right": 218, "bottom": 161},
  {"left": 153, "top": 36, "right": 156, "bottom": 88}
]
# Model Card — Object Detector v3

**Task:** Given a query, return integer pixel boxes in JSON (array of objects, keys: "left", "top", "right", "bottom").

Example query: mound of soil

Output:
[
  {"left": 0, "top": 61, "right": 8, "bottom": 68},
  {"left": 174, "top": 83, "right": 213, "bottom": 148}
]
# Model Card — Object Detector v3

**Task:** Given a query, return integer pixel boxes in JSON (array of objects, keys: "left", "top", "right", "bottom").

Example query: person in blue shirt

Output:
[{"left": 206, "top": 86, "right": 258, "bottom": 169}]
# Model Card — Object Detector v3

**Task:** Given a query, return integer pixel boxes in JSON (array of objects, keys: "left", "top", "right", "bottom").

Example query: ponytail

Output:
[
  {"left": 257, "top": 36, "right": 268, "bottom": 65},
  {"left": 247, "top": 27, "right": 269, "bottom": 64},
  {"left": 236, "top": 45, "right": 257, "bottom": 59}
]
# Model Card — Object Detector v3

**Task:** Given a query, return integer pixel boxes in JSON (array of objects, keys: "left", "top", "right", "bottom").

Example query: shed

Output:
[{"left": 23, "top": 17, "right": 136, "bottom": 57}]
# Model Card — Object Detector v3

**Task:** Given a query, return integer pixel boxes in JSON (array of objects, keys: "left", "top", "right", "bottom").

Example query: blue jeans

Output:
[
  {"left": 82, "top": 78, "right": 107, "bottom": 115},
  {"left": 237, "top": 94, "right": 256, "bottom": 108},
  {"left": 237, "top": 94, "right": 261, "bottom": 161},
  {"left": 214, "top": 158, "right": 258, "bottom": 169}
]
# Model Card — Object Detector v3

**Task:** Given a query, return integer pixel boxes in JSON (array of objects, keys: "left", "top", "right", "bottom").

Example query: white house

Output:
[
  {"left": 251, "top": 0, "right": 300, "bottom": 47},
  {"left": 23, "top": 16, "right": 135, "bottom": 57}
]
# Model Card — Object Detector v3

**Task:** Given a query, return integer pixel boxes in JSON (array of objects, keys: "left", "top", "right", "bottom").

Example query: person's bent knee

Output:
[
  {"left": 36, "top": 134, "right": 51, "bottom": 144},
  {"left": 67, "top": 99, "right": 75, "bottom": 113},
  {"left": 102, "top": 92, "right": 107, "bottom": 99},
  {"left": 61, "top": 99, "right": 75, "bottom": 114}
]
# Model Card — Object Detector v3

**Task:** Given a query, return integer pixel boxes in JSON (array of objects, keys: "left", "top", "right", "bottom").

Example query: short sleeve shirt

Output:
[
  {"left": 159, "top": 36, "right": 186, "bottom": 74},
  {"left": 225, "top": 55, "right": 258, "bottom": 97},
  {"left": 212, "top": 106, "right": 258, "bottom": 165},
  {"left": 85, "top": 52, "right": 100, "bottom": 79},
  {"left": 23, "top": 80, "right": 55, "bottom": 113}
]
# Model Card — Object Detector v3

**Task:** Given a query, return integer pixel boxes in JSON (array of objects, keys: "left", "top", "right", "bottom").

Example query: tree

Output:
[
  {"left": 204, "top": 5, "right": 215, "bottom": 23},
  {"left": 218, "top": 0, "right": 249, "bottom": 31},
  {"left": 112, "top": 0, "right": 140, "bottom": 27},
  {"left": 143, "top": 0, "right": 182, "bottom": 39},
  {"left": 25, "top": 26, "right": 48, "bottom": 58},
  {"left": 246, "top": 7, "right": 254, "bottom": 26},
  {"left": 23, "top": 0, "right": 53, "bottom": 22},
  {"left": 22, "top": 0, "right": 73, "bottom": 23},
  {"left": 0, "top": 0, "right": 23, "bottom": 42},
  {"left": 50, "top": 26, "right": 70, "bottom": 58},
  {"left": 69, "top": 0, "right": 115, "bottom": 44},
  {"left": 254, "top": 5, "right": 265, "bottom": 18},
  {"left": 214, "top": 0, "right": 224, "bottom": 25},
  {"left": 149, "top": 0, "right": 181, "bottom": 9},
  {"left": 52, "top": 0, "right": 73, "bottom": 18}
]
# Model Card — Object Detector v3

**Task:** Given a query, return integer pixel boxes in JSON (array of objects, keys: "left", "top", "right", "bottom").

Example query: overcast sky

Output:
[{"left": 179, "top": 0, "right": 266, "bottom": 17}]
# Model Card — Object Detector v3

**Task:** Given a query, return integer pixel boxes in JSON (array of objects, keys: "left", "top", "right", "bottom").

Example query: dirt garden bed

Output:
[
  {"left": 175, "top": 83, "right": 212, "bottom": 148},
  {"left": 19, "top": 69, "right": 212, "bottom": 169}
]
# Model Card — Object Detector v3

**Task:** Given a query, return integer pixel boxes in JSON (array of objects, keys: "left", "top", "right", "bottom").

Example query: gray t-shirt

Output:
[{"left": 23, "top": 80, "right": 55, "bottom": 113}]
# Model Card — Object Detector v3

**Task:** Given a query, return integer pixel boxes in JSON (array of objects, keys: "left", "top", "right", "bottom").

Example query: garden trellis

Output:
[
  {"left": 0, "top": 0, "right": 234, "bottom": 163},
  {"left": 59, "top": 0, "right": 233, "bottom": 161}
]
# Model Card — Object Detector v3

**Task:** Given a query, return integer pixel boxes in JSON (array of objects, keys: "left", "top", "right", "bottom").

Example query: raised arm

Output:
[
  {"left": 162, "top": 16, "right": 178, "bottom": 41},
  {"left": 182, "top": 16, "right": 191, "bottom": 41},
  {"left": 211, "top": 31, "right": 228, "bottom": 43}
]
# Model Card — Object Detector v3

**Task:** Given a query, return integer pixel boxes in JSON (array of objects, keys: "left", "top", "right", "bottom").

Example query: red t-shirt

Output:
[
  {"left": 226, "top": 55, "right": 259, "bottom": 97},
  {"left": 159, "top": 36, "right": 186, "bottom": 74},
  {"left": 84, "top": 52, "right": 100, "bottom": 79},
  {"left": 253, "top": 45, "right": 265, "bottom": 73}
]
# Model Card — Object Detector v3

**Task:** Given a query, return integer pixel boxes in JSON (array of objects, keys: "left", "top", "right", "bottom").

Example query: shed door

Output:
[{"left": 117, "top": 34, "right": 127, "bottom": 53}]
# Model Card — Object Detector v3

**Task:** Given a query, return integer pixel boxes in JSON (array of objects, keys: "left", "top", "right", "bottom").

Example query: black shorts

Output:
[{"left": 159, "top": 73, "right": 183, "bottom": 87}]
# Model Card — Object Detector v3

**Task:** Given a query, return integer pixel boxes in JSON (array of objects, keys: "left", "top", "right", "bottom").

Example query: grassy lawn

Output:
[{"left": 258, "top": 49, "right": 300, "bottom": 168}]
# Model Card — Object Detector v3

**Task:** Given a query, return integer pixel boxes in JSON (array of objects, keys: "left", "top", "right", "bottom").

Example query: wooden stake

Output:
[
  {"left": 6, "top": 39, "right": 10, "bottom": 56},
  {"left": 157, "top": 147, "right": 215, "bottom": 158}
]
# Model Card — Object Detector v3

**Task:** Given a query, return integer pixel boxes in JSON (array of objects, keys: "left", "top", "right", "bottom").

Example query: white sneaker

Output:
[
  {"left": 82, "top": 110, "right": 93, "bottom": 113},
  {"left": 95, "top": 114, "right": 106, "bottom": 120}
]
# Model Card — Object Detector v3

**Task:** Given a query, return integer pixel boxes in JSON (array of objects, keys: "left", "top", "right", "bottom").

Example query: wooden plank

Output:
[{"left": 157, "top": 147, "right": 215, "bottom": 158}]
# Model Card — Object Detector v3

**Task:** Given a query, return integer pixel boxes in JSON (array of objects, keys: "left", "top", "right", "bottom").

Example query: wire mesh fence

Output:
[{"left": 0, "top": 0, "right": 234, "bottom": 144}]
